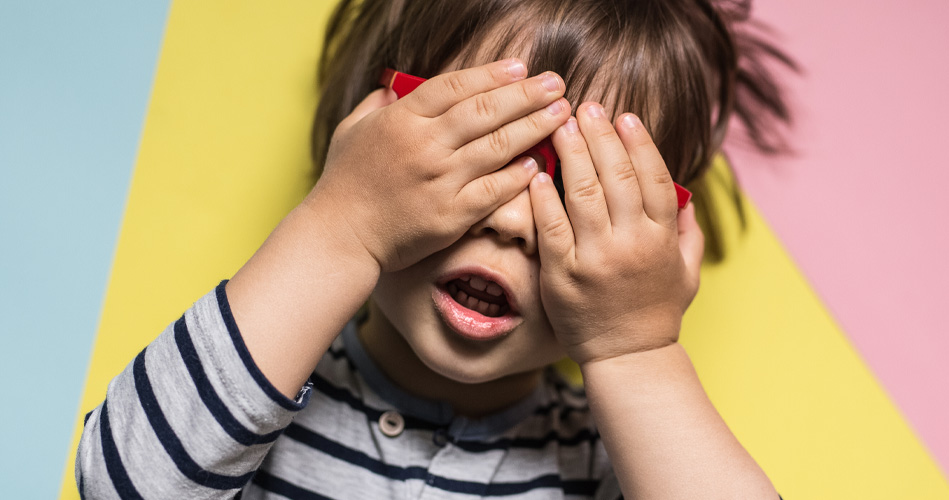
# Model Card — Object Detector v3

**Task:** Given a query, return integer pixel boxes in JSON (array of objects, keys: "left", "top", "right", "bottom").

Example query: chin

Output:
[
  {"left": 413, "top": 328, "right": 560, "bottom": 385},
  {"left": 419, "top": 355, "right": 509, "bottom": 385}
]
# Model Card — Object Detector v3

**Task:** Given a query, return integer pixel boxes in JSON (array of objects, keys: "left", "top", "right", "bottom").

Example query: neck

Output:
[{"left": 357, "top": 300, "right": 542, "bottom": 419}]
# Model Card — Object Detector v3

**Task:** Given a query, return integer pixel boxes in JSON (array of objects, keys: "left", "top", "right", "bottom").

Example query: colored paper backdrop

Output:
[{"left": 0, "top": 0, "right": 946, "bottom": 498}]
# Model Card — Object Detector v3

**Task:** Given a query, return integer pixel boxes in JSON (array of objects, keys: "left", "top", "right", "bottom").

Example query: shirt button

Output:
[{"left": 379, "top": 410, "right": 404, "bottom": 437}]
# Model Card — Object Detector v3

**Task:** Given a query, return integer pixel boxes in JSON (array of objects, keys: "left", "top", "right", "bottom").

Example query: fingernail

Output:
[
  {"left": 563, "top": 117, "right": 579, "bottom": 133},
  {"left": 507, "top": 59, "right": 527, "bottom": 79},
  {"left": 546, "top": 99, "right": 564, "bottom": 115},
  {"left": 522, "top": 156, "right": 538, "bottom": 172},
  {"left": 621, "top": 114, "right": 640, "bottom": 129},
  {"left": 535, "top": 172, "right": 552, "bottom": 183},
  {"left": 541, "top": 72, "right": 561, "bottom": 91},
  {"left": 586, "top": 104, "right": 605, "bottom": 118}
]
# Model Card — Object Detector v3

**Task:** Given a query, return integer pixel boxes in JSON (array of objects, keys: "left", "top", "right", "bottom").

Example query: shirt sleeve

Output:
[{"left": 76, "top": 281, "right": 312, "bottom": 499}]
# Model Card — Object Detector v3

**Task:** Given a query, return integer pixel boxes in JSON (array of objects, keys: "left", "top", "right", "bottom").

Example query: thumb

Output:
[
  {"left": 677, "top": 203, "right": 704, "bottom": 283},
  {"left": 336, "top": 88, "right": 398, "bottom": 135}
]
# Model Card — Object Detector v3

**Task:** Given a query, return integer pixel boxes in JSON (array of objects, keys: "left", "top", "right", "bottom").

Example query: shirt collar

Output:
[{"left": 341, "top": 321, "right": 548, "bottom": 440}]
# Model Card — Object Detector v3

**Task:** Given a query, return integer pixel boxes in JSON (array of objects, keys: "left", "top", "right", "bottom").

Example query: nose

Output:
[{"left": 467, "top": 187, "right": 537, "bottom": 255}]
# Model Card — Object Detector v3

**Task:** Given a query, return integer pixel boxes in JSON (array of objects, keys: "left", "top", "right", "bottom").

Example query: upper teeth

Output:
[
  {"left": 465, "top": 275, "right": 504, "bottom": 297},
  {"left": 469, "top": 276, "right": 487, "bottom": 291}
]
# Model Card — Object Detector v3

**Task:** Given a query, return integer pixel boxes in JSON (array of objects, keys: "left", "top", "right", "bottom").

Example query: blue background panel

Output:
[{"left": 0, "top": 1, "right": 170, "bottom": 495}]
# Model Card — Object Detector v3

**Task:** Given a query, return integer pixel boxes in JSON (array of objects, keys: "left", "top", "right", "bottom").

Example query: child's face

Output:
[
  {"left": 367, "top": 50, "right": 606, "bottom": 385},
  {"left": 371, "top": 183, "right": 567, "bottom": 384}
]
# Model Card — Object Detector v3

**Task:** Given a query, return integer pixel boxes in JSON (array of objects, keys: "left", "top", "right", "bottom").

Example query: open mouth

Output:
[
  {"left": 444, "top": 275, "right": 511, "bottom": 318},
  {"left": 433, "top": 269, "right": 521, "bottom": 341}
]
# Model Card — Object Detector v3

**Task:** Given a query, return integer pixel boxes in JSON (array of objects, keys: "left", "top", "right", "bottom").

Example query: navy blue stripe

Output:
[
  {"left": 533, "top": 401, "right": 590, "bottom": 417},
  {"left": 283, "top": 423, "right": 598, "bottom": 496},
  {"left": 133, "top": 348, "right": 253, "bottom": 490},
  {"left": 550, "top": 373, "right": 586, "bottom": 398},
  {"left": 285, "top": 423, "right": 428, "bottom": 480},
  {"left": 323, "top": 345, "right": 356, "bottom": 372},
  {"left": 99, "top": 399, "right": 144, "bottom": 500},
  {"left": 173, "top": 315, "right": 283, "bottom": 445},
  {"left": 216, "top": 280, "right": 306, "bottom": 411},
  {"left": 310, "top": 373, "right": 441, "bottom": 431},
  {"left": 453, "top": 428, "right": 599, "bottom": 452},
  {"left": 84, "top": 410, "right": 93, "bottom": 426},
  {"left": 309, "top": 373, "right": 597, "bottom": 450},
  {"left": 253, "top": 470, "right": 335, "bottom": 500}
]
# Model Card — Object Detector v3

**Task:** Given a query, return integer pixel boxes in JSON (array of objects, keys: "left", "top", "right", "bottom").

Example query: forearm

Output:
[
  {"left": 227, "top": 202, "right": 380, "bottom": 398},
  {"left": 581, "top": 343, "right": 777, "bottom": 500}
]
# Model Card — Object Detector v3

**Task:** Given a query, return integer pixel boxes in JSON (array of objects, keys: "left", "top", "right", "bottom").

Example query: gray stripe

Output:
[
  {"left": 190, "top": 289, "right": 304, "bottom": 432},
  {"left": 103, "top": 348, "right": 206, "bottom": 497},
  {"left": 145, "top": 329, "right": 270, "bottom": 475},
  {"left": 76, "top": 407, "right": 121, "bottom": 500}
]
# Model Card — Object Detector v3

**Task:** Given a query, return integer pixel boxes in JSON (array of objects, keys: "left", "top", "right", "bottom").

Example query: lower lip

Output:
[{"left": 432, "top": 287, "right": 521, "bottom": 341}]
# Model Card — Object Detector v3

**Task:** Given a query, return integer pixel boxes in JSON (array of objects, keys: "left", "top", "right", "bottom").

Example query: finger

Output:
[
  {"left": 455, "top": 156, "right": 540, "bottom": 224},
  {"left": 403, "top": 59, "right": 529, "bottom": 117},
  {"left": 440, "top": 71, "right": 565, "bottom": 149},
  {"left": 453, "top": 97, "right": 571, "bottom": 178},
  {"left": 615, "top": 113, "right": 678, "bottom": 227},
  {"left": 529, "top": 172, "right": 575, "bottom": 265},
  {"left": 336, "top": 88, "right": 397, "bottom": 136},
  {"left": 575, "top": 102, "right": 643, "bottom": 230},
  {"left": 550, "top": 115, "right": 611, "bottom": 243},
  {"left": 676, "top": 203, "right": 704, "bottom": 284}
]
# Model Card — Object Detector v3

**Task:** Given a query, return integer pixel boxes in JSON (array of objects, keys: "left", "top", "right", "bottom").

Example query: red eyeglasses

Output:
[{"left": 380, "top": 69, "right": 692, "bottom": 210}]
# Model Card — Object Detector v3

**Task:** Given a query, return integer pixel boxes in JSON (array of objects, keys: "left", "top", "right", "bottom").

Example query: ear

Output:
[{"left": 677, "top": 202, "right": 704, "bottom": 285}]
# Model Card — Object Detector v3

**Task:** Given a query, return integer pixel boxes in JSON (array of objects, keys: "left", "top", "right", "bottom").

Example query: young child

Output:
[{"left": 77, "top": 0, "right": 791, "bottom": 498}]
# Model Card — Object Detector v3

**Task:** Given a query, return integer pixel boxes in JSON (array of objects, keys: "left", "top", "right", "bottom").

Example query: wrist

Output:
[
  {"left": 564, "top": 312, "right": 682, "bottom": 366},
  {"left": 297, "top": 192, "right": 382, "bottom": 277},
  {"left": 578, "top": 340, "right": 687, "bottom": 378},
  {"left": 227, "top": 202, "right": 381, "bottom": 397}
]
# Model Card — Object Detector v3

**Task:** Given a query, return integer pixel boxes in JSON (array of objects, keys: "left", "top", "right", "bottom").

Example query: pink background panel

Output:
[{"left": 727, "top": 0, "right": 949, "bottom": 473}]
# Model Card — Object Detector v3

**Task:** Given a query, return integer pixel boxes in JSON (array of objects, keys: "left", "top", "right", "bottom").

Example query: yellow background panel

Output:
[
  {"left": 61, "top": 1, "right": 948, "bottom": 498},
  {"left": 680, "top": 162, "right": 948, "bottom": 498},
  {"left": 59, "top": 2, "right": 338, "bottom": 498}
]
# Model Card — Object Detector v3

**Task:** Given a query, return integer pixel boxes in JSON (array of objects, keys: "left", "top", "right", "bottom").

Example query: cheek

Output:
[{"left": 372, "top": 270, "right": 432, "bottom": 326}]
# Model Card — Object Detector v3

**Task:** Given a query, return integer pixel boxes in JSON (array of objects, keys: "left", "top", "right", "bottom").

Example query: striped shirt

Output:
[{"left": 77, "top": 282, "right": 621, "bottom": 499}]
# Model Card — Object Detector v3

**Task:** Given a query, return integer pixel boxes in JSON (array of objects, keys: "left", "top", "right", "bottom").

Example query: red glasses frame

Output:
[{"left": 380, "top": 69, "right": 692, "bottom": 210}]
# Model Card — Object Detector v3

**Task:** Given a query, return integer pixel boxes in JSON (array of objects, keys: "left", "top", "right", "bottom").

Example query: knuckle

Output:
[
  {"left": 473, "top": 93, "right": 499, "bottom": 120},
  {"left": 571, "top": 178, "right": 602, "bottom": 201},
  {"left": 443, "top": 73, "right": 468, "bottom": 97},
  {"left": 479, "top": 175, "right": 505, "bottom": 203},
  {"left": 611, "top": 161, "right": 638, "bottom": 183},
  {"left": 518, "top": 81, "right": 534, "bottom": 104},
  {"left": 524, "top": 111, "right": 545, "bottom": 134},
  {"left": 595, "top": 126, "right": 617, "bottom": 141},
  {"left": 487, "top": 128, "right": 511, "bottom": 156},
  {"left": 651, "top": 172, "right": 673, "bottom": 185},
  {"left": 543, "top": 217, "right": 572, "bottom": 243}
]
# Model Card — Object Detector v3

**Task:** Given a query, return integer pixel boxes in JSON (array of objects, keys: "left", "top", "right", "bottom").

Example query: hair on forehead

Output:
[{"left": 312, "top": 0, "right": 795, "bottom": 261}]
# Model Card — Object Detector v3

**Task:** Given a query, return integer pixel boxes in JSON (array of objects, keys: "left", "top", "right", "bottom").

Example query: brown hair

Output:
[{"left": 312, "top": 0, "right": 795, "bottom": 261}]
